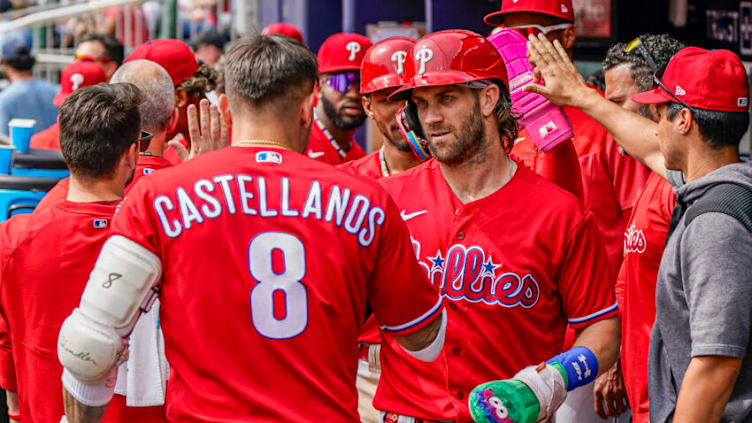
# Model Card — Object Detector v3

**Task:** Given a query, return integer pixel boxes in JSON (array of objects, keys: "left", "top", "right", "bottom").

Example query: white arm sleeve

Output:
[
  {"left": 402, "top": 309, "right": 446, "bottom": 362},
  {"left": 58, "top": 235, "right": 162, "bottom": 382}
]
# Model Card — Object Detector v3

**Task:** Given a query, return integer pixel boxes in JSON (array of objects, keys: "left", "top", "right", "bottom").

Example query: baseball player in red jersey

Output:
[
  {"left": 0, "top": 83, "right": 144, "bottom": 423},
  {"left": 57, "top": 34, "right": 445, "bottom": 423},
  {"left": 30, "top": 60, "right": 107, "bottom": 151},
  {"left": 375, "top": 30, "right": 620, "bottom": 423},
  {"left": 596, "top": 34, "right": 682, "bottom": 422},
  {"left": 339, "top": 37, "right": 422, "bottom": 179},
  {"left": 35, "top": 60, "right": 182, "bottom": 213},
  {"left": 304, "top": 33, "right": 371, "bottom": 164},
  {"left": 485, "top": 0, "right": 649, "bottom": 277},
  {"left": 336, "top": 37, "right": 453, "bottom": 423}
]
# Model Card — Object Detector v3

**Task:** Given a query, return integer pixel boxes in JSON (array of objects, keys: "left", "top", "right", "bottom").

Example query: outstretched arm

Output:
[{"left": 523, "top": 34, "right": 667, "bottom": 179}]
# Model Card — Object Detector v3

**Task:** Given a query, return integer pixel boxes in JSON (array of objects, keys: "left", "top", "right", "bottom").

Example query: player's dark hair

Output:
[
  {"left": 59, "top": 83, "right": 142, "bottom": 178},
  {"left": 603, "top": 34, "right": 685, "bottom": 92},
  {"left": 492, "top": 83, "right": 519, "bottom": 151},
  {"left": 224, "top": 33, "right": 317, "bottom": 112},
  {"left": 179, "top": 62, "right": 217, "bottom": 98},
  {"left": 666, "top": 102, "right": 749, "bottom": 149},
  {"left": 79, "top": 33, "right": 124, "bottom": 65}
]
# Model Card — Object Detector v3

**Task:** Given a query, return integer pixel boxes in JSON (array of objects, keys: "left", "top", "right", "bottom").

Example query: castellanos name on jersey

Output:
[{"left": 151, "top": 171, "right": 386, "bottom": 247}]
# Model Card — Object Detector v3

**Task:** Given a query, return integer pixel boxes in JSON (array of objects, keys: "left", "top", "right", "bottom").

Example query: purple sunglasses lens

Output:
[{"left": 329, "top": 72, "right": 361, "bottom": 92}]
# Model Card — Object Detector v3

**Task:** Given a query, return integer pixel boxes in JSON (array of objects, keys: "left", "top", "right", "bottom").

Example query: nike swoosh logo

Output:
[
  {"left": 308, "top": 150, "right": 325, "bottom": 159},
  {"left": 400, "top": 210, "right": 428, "bottom": 221}
]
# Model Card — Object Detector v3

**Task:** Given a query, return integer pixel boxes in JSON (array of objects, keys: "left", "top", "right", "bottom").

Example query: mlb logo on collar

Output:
[
  {"left": 256, "top": 151, "right": 283, "bottom": 164},
  {"left": 93, "top": 219, "right": 109, "bottom": 229}
]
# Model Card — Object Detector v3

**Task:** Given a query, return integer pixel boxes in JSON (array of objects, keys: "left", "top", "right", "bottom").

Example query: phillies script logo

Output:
[
  {"left": 624, "top": 224, "right": 647, "bottom": 254},
  {"left": 412, "top": 240, "right": 540, "bottom": 308},
  {"left": 346, "top": 41, "right": 361, "bottom": 61},
  {"left": 415, "top": 47, "right": 434, "bottom": 75},
  {"left": 391, "top": 50, "right": 408, "bottom": 75}
]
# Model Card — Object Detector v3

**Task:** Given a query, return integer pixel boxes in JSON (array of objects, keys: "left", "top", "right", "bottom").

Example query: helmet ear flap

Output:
[{"left": 396, "top": 100, "right": 431, "bottom": 161}]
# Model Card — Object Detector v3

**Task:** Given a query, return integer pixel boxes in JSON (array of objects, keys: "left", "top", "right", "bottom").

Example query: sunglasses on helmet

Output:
[
  {"left": 138, "top": 130, "right": 153, "bottom": 153},
  {"left": 624, "top": 37, "right": 695, "bottom": 112},
  {"left": 504, "top": 23, "right": 573, "bottom": 38},
  {"left": 324, "top": 72, "right": 361, "bottom": 93}
]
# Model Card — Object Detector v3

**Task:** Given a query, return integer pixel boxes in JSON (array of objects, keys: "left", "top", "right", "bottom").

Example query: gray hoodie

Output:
[{"left": 649, "top": 162, "right": 752, "bottom": 422}]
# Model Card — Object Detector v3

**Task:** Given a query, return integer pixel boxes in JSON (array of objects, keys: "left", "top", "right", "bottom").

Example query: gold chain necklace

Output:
[{"left": 235, "top": 140, "right": 291, "bottom": 150}]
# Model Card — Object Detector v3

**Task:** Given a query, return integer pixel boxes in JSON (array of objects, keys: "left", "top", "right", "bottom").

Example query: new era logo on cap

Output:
[
  {"left": 675, "top": 85, "right": 686, "bottom": 96},
  {"left": 561, "top": 3, "right": 568, "bottom": 12}
]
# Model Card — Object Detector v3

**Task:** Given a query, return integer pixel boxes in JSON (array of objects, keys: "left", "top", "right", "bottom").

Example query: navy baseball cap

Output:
[{"left": 1, "top": 38, "right": 31, "bottom": 61}]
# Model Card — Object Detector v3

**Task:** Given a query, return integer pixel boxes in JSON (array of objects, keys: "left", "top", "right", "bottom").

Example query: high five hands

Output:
[
  {"left": 169, "top": 96, "right": 230, "bottom": 162},
  {"left": 523, "top": 33, "right": 595, "bottom": 109}
]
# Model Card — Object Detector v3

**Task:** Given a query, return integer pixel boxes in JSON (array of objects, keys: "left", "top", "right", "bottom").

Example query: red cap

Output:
[
  {"left": 125, "top": 39, "right": 199, "bottom": 86},
  {"left": 484, "top": 0, "right": 575, "bottom": 25},
  {"left": 390, "top": 30, "right": 508, "bottom": 100},
  {"left": 360, "top": 37, "right": 416, "bottom": 94},
  {"left": 54, "top": 60, "right": 107, "bottom": 106},
  {"left": 262, "top": 22, "right": 304, "bottom": 44},
  {"left": 631, "top": 47, "right": 750, "bottom": 113},
  {"left": 317, "top": 32, "right": 373, "bottom": 74}
]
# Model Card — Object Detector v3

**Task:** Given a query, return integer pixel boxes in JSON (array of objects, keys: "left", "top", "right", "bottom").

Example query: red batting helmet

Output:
[
  {"left": 360, "top": 37, "right": 416, "bottom": 94},
  {"left": 317, "top": 32, "right": 373, "bottom": 74},
  {"left": 390, "top": 30, "right": 509, "bottom": 100},
  {"left": 484, "top": 0, "right": 575, "bottom": 25}
]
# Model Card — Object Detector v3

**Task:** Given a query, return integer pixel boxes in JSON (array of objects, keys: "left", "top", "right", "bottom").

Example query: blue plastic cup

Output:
[
  {"left": 0, "top": 145, "right": 15, "bottom": 174},
  {"left": 9, "top": 118, "right": 36, "bottom": 153}
]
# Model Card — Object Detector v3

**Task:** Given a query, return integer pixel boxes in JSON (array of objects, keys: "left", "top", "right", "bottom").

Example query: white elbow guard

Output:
[
  {"left": 58, "top": 235, "right": 162, "bottom": 382},
  {"left": 403, "top": 309, "right": 446, "bottom": 362}
]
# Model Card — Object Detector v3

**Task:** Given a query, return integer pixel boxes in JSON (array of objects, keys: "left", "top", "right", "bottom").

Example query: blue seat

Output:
[
  {"left": 0, "top": 175, "right": 61, "bottom": 222},
  {"left": 10, "top": 148, "right": 69, "bottom": 179}
]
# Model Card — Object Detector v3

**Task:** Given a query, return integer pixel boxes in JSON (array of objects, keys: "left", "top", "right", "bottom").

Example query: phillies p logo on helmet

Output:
[
  {"left": 415, "top": 48, "right": 434, "bottom": 75},
  {"left": 391, "top": 51, "right": 408, "bottom": 75},
  {"left": 346, "top": 41, "right": 361, "bottom": 61},
  {"left": 71, "top": 73, "right": 85, "bottom": 91}
]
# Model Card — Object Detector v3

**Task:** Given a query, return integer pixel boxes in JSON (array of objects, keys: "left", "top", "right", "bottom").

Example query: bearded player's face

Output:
[
  {"left": 319, "top": 72, "right": 367, "bottom": 131},
  {"left": 412, "top": 85, "right": 485, "bottom": 165},
  {"left": 363, "top": 89, "right": 410, "bottom": 152}
]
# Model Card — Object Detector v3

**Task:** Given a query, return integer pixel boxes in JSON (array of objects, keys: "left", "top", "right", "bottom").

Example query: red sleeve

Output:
[
  {"left": 615, "top": 262, "right": 626, "bottom": 314},
  {"left": 367, "top": 196, "right": 442, "bottom": 336},
  {"left": 0, "top": 314, "right": 16, "bottom": 392},
  {"left": 109, "top": 177, "right": 161, "bottom": 255},
  {"left": 604, "top": 135, "right": 650, "bottom": 223},
  {"left": 558, "top": 211, "right": 618, "bottom": 328}
]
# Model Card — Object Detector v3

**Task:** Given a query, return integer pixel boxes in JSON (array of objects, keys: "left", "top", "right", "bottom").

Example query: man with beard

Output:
[
  {"left": 0, "top": 83, "right": 143, "bottom": 423},
  {"left": 375, "top": 30, "right": 620, "bottom": 423},
  {"left": 304, "top": 33, "right": 371, "bottom": 164},
  {"left": 339, "top": 37, "right": 422, "bottom": 178},
  {"left": 594, "top": 34, "right": 683, "bottom": 423},
  {"left": 336, "top": 36, "right": 453, "bottom": 423}
]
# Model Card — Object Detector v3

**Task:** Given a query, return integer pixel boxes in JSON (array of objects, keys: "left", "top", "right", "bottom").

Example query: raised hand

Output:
[
  {"left": 523, "top": 33, "right": 593, "bottom": 108},
  {"left": 168, "top": 97, "right": 230, "bottom": 162}
]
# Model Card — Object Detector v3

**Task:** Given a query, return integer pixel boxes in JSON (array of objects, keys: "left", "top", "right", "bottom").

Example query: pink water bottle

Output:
[{"left": 488, "top": 29, "right": 573, "bottom": 152}]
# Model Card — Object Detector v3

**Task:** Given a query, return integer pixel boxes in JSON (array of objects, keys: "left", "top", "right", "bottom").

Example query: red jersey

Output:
[
  {"left": 0, "top": 200, "right": 119, "bottom": 423},
  {"left": 303, "top": 115, "right": 366, "bottom": 165},
  {"left": 510, "top": 128, "right": 583, "bottom": 201},
  {"left": 29, "top": 121, "right": 61, "bottom": 150},
  {"left": 615, "top": 172, "right": 675, "bottom": 423},
  {"left": 109, "top": 146, "right": 442, "bottom": 422},
  {"left": 376, "top": 159, "right": 617, "bottom": 422},
  {"left": 337, "top": 150, "right": 387, "bottom": 180},
  {"left": 564, "top": 105, "right": 650, "bottom": 274},
  {"left": 35, "top": 155, "right": 174, "bottom": 214}
]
